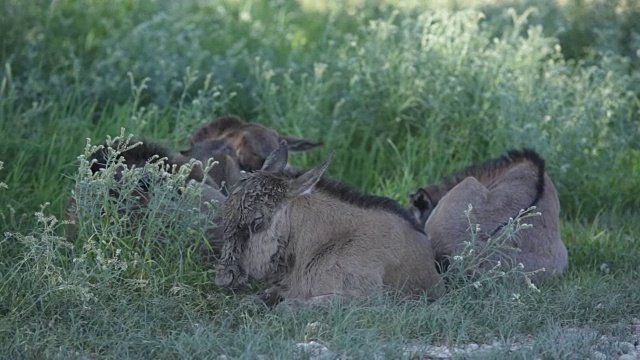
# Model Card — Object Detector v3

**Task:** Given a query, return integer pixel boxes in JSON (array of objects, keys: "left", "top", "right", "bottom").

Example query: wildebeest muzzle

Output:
[{"left": 214, "top": 263, "right": 248, "bottom": 289}]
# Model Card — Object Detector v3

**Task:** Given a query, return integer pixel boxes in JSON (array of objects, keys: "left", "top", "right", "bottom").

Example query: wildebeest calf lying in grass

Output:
[
  {"left": 187, "top": 115, "right": 323, "bottom": 172},
  {"left": 65, "top": 138, "right": 227, "bottom": 252},
  {"left": 216, "top": 141, "right": 444, "bottom": 307},
  {"left": 407, "top": 149, "right": 568, "bottom": 283}
]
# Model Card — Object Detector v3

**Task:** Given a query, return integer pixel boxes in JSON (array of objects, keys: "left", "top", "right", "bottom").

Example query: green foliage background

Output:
[{"left": 0, "top": 0, "right": 639, "bottom": 358}]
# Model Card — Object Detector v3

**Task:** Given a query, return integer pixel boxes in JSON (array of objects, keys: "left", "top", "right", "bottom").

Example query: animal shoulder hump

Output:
[{"left": 306, "top": 174, "right": 425, "bottom": 233}]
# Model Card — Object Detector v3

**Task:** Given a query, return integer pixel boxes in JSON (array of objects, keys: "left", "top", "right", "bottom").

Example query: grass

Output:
[{"left": 1, "top": 0, "right": 639, "bottom": 358}]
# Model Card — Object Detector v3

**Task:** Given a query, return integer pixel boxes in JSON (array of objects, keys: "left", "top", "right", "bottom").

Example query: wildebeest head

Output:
[
  {"left": 189, "top": 115, "right": 323, "bottom": 171},
  {"left": 65, "top": 139, "right": 226, "bottom": 241},
  {"left": 86, "top": 138, "right": 175, "bottom": 205},
  {"left": 179, "top": 139, "right": 242, "bottom": 194},
  {"left": 215, "top": 140, "right": 333, "bottom": 289},
  {"left": 407, "top": 185, "right": 439, "bottom": 228}
]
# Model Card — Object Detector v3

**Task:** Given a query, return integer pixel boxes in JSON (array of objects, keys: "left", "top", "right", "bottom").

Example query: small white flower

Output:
[
  {"left": 313, "top": 63, "right": 327, "bottom": 80},
  {"left": 525, "top": 276, "right": 541, "bottom": 292},
  {"left": 239, "top": 10, "right": 251, "bottom": 22},
  {"left": 263, "top": 69, "right": 275, "bottom": 81}
]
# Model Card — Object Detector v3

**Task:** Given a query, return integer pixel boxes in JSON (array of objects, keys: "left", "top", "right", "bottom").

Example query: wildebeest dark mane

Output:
[
  {"left": 89, "top": 139, "right": 173, "bottom": 174},
  {"left": 287, "top": 168, "right": 424, "bottom": 233},
  {"left": 441, "top": 148, "right": 546, "bottom": 209}
]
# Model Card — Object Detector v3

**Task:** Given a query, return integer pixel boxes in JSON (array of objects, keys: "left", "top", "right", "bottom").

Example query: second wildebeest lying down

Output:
[
  {"left": 186, "top": 114, "right": 323, "bottom": 171},
  {"left": 180, "top": 115, "right": 323, "bottom": 195},
  {"left": 407, "top": 149, "right": 568, "bottom": 283},
  {"left": 65, "top": 139, "right": 227, "bottom": 253},
  {"left": 216, "top": 141, "right": 444, "bottom": 307}
]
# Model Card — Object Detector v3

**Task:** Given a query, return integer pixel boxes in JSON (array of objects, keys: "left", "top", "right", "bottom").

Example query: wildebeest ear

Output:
[
  {"left": 261, "top": 140, "right": 289, "bottom": 172},
  {"left": 288, "top": 151, "right": 334, "bottom": 197},
  {"left": 410, "top": 188, "right": 433, "bottom": 211},
  {"left": 280, "top": 136, "right": 323, "bottom": 152}
]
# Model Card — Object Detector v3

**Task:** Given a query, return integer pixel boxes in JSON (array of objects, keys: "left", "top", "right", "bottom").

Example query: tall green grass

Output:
[{"left": 1, "top": 0, "right": 639, "bottom": 358}]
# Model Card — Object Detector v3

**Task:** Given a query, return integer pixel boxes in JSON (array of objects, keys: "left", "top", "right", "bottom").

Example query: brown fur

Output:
[
  {"left": 65, "top": 139, "right": 226, "bottom": 250},
  {"left": 189, "top": 115, "right": 322, "bottom": 171},
  {"left": 216, "top": 141, "right": 444, "bottom": 307},
  {"left": 179, "top": 139, "right": 242, "bottom": 195},
  {"left": 407, "top": 149, "right": 568, "bottom": 283}
]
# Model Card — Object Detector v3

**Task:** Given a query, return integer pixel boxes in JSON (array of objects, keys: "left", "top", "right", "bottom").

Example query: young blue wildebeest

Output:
[
  {"left": 215, "top": 141, "right": 444, "bottom": 307},
  {"left": 65, "top": 139, "right": 226, "bottom": 252},
  {"left": 407, "top": 149, "right": 568, "bottom": 283},
  {"left": 188, "top": 115, "right": 323, "bottom": 172}
]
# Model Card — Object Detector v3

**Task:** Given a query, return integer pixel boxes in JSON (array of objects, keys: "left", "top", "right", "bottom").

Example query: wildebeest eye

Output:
[{"left": 250, "top": 212, "right": 264, "bottom": 232}]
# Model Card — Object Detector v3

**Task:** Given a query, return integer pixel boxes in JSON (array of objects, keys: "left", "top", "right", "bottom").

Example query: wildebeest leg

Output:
[
  {"left": 427, "top": 176, "right": 512, "bottom": 276},
  {"left": 255, "top": 284, "right": 287, "bottom": 307},
  {"left": 427, "top": 176, "right": 489, "bottom": 258},
  {"left": 300, "top": 293, "right": 348, "bottom": 307},
  {"left": 481, "top": 164, "right": 541, "bottom": 224},
  {"left": 515, "top": 248, "right": 568, "bottom": 284},
  {"left": 308, "top": 268, "right": 384, "bottom": 301},
  {"left": 435, "top": 176, "right": 545, "bottom": 274},
  {"left": 276, "top": 293, "right": 348, "bottom": 313}
]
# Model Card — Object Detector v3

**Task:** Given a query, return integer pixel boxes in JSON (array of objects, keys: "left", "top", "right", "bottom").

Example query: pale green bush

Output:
[{"left": 69, "top": 131, "right": 221, "bottom": 282}]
